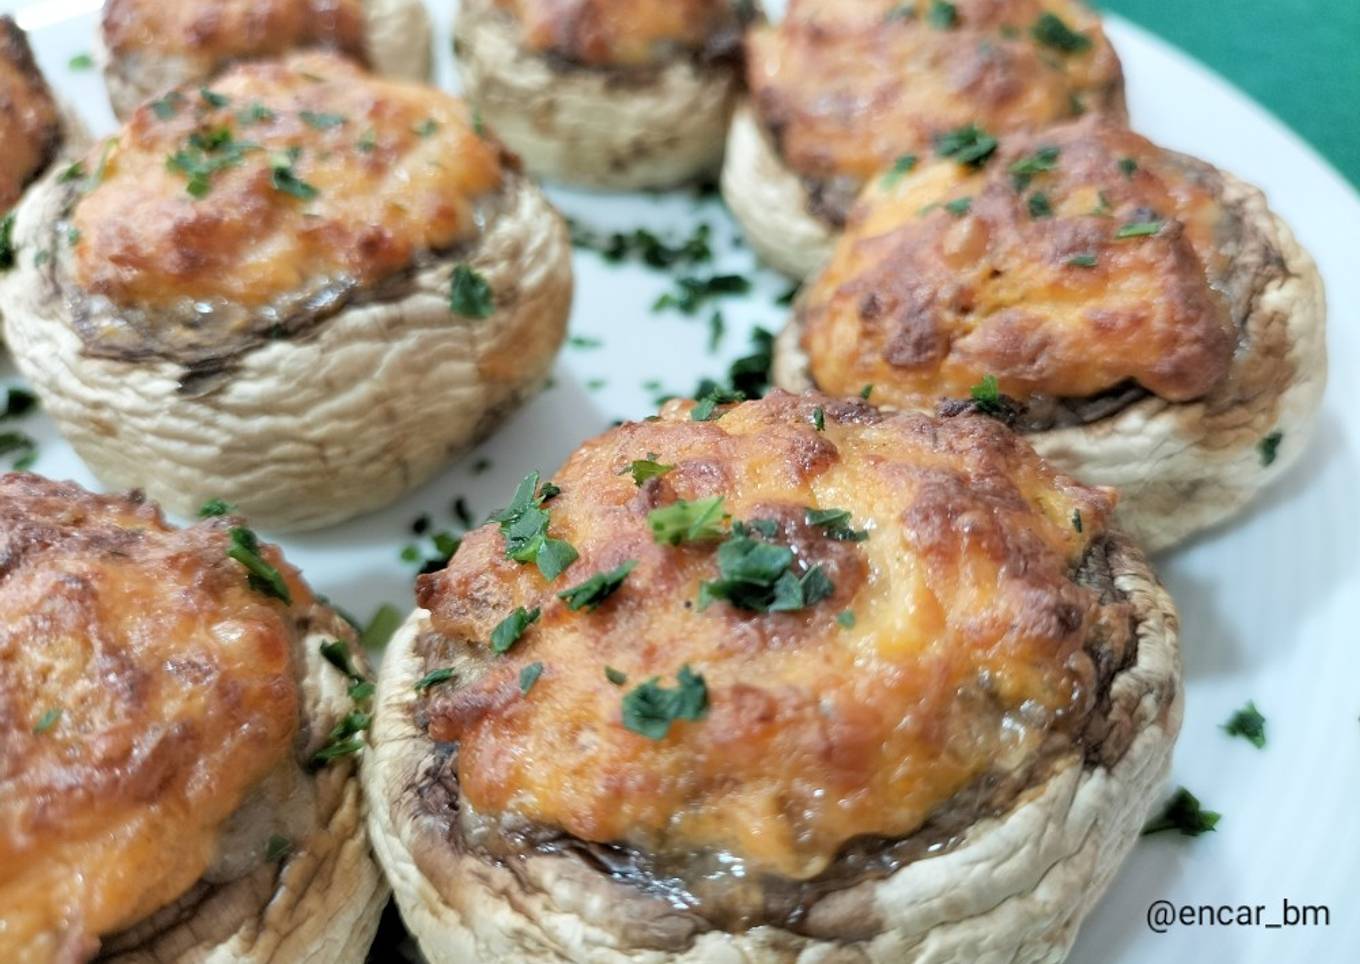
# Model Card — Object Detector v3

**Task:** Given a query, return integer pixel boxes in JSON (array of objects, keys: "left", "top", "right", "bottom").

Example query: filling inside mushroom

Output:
[
  {"left": 746, "top": 0, "right": 1126, "bottom": 227},
  {"left": 794, "top": 117, "right": 1274, "bottom": 430},
  {"left": 406, "top": 393, "right": 1140, "bottom": 937}
]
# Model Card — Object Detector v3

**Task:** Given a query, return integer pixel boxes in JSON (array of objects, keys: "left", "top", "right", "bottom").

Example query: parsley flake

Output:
[
  {"left": 265, "top": 835, "right": 292, "bottom": 861},
  {"left": 227, "top": 527, "right": 291, "bottom": 603},
  {"left": 621, "top": 665, "right": 708, "bottom": 739},
  {"left": 627, "top": 457, "right": 674, "bottom": 485},
  {"left": 812, "top": 406, "right": 825, "bottom": 431},
  {"left": 1143, "top": 787, "right": 1221, "bottom": 838},
  {"left": 0, "top": 212, "right": 15, "bottom": 271},
  {"left": 935, "top": 124, "right": 998, "bottom": 167},
  {"left": 944, "top": 196, "right": 973, "bottom": 217},
  {"left": 806, "top": 506, "right": 868, "bottom": 542},
  {"left": 1223, "top": 701, "right": 1266, "bottom": 748},
  {"left": 1009, "top": 145, "right": 1060, "bottom": 190},
  {"left": 414, "top": 667, "right": 456, "bottom": 691},
  {"left": 605, "top": 666, "right": 628, "bottom": 686},
  {"left": 271, "top": 154, "right": 318, "bottom": 201},
  {"left": 1067, "top": 253, "right": 1098, "bottom": 268},
  {"left": 492, "top": 606, "right": 540, "bottom": 653},
  {"left": 1258, "top": 431, "right": 1283, "bottom": 466},
  {"left": 449, "top": 264, "right": 494, "bottom": 318},
  {"left": 1031, "top": 12, "right": 1092, "bottom": 53},
  {"left": 198, "top": 497, "right": 234, "bottom": 517},
  {"left": 698, "top": 524, "right": 834, "bottom": 614},
  {"left": 649, "top": 497, "right": 728, "bottom": 545},
  {"left": 68, "top": 52, "right": 93, "bottom": 71},
  {"left": 837, "top": 610, "right": 856, "bottom": 629},
  {"left": 558, "top": 561, "right": 636, "bottom": 611},
  {"left": 1115, "top": 220, "right": 1162, "bottom": 239},
  {"left": 300, "top": 110, "right": 346, "bottom": 130},
  {"left": 33, "top": 707, "right": 61, "bottom": 734},
  {"left": 927, "top": 0, "right": 959, "bottom": 29},
  {"left": 519, "top": 661, "right": 544, "bottom": 693},
  {"left": 1027, "top": 192, "right": 1053, "bottom": 219},
  {"left": 881, "top": 153, "right": 918, "bottom": 188},
  {"left": 1118, "top": 156, "right": 1138, "bottom": 178}
]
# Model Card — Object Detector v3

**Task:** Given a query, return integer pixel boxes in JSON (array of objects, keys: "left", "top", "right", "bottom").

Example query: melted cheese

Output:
[
  {"left": 0, "top": 477, "right": 307, "bottom": 962},
  {"left": 800, "top": 117, "right": 1236, "bottom": 406},
  {"left": 495, "top": 0, "right": 741, "bottom": 67},
  {"left": 417, "top": 392, "right": 1130, "bottom": 880},
  {"left": 101, "top": 0, "right": 367, "bottom": 69},
  {"left": 0, "top": 18, "right": 60, "bottom": 211},
  {"left": 747, "top": 0, "right": 1124, "bottom": 187},
  {"left": 71, "top": 52, "right": 504, "bottom": 312}
]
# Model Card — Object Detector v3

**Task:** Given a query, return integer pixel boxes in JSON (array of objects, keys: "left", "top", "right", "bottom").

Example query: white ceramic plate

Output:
[{"left": 4, "top": 2, "right": 1357, "bottom": 961}]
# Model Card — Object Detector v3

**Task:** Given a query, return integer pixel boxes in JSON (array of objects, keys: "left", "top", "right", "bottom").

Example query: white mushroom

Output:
[{"left": 453, "top": 0, "right": 748, "bottom": 190}]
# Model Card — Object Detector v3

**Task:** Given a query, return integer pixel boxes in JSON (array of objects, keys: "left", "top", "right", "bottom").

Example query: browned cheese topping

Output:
[
  {"left": 0, "top": 17, "right": 61, "bottom": 212},
  {"left": 799, "top": 117, "right": 1236, "bottom": 408},
  {"left": 0, "top": 475, "right": 309, "bottom": 961},
  {"left": 415, "top": 392, "right": 1132, "bottom": 880},
  {"left": 494, "top": 0, "right": 747, "bottom": 67},
  {"left": 747, "top": 0, "right": 1124, "bottom": 216},
  {"left": 66, "top": 52, "right": 504, "bottom": 360},
  {"left": 101, "top": 0, "right": 369, "bottom": 74}
]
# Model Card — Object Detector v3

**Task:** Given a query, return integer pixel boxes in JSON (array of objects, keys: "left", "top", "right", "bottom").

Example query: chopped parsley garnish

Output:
[
  {"left": 1258, "top": 431, "right": 1283, "bottom": 466},
  {"left": 491, "top": 606, "right": 540, "bottom": 653},
  {"left": 935, "top": 124, "right": 998, "bottom": 167},
  {"left": 57, "top": 162, "right": 86, "bottom": 184},
  {"left": 270, "top": 151, "right": 318, "bottom": 201},
  {"left": 226, "top": 527, "right": 291, "bottom": 602},
  {"left": 775, "top": 283, "right": 800, "bottom": 307},
  {"left": 860, "top": 384, "right": 874, "bottom": 400},
  {"left": 1009, "top": 145, "right": 1060, "bottom": 190},
  {"left": 970, "top": 374, "right": 1005, "bottom": 413},
  {"left": 310, "top": 709, "right": 371, "bottom": 765},
  {"left": 557, "top": 561, "right": 636, "bottom": 612},
  {"left": 0, "top": 212, "right": 15, "bottom": 271},
  {"left": 837, "top": 610, "right": 856, "bottom": 629},
  {"left": 33, "top": 707, "right": 61, "bottom": 734},
  {"left": 691, "top": 386, "right": 744, "bottom": 422},
  {"left": 1, "top": 387, "right": 36, "bottom": 419},
  {"left": 605, "top": 666, "right": 628, "bottom": 686},
  {"left": 414, "top": 667, "right": 456, "bottom": 691},
  {"left": 621, "top": 665, "right": 708, "bottom": 739},
  {"left": 150, "top": 91, "right": 186, "bottom": 120},
  {"left": 707, "top": 310, "right": 725, "bottom": 352},
  {"left": 1027, "top": 192, "right": 1054, "bottom": 219},
  {"left": 237, "top": 102, "right": 274, "bottom": 125},
  {"left": 300, "top": 110, "right": 346, "bottom": 130},
  {"left": 1071, "top": 509, "right": 1083, "bottom": 533},
  {"left": 571, "top": 221, "right": 712, "bottom": 269},
  {"left": 1142, "top": 787, "right": 1221, "bottom": 837},
  {"left": 519, "top": 661, "right": 544, "bottom": 693},
  {"left": 265, "top": 835, "right": 292, "bottom": 861},
  {"left": 698, "top": 524, "right": 834, "bottom": 613},
  {"left": 0, "top": 431, "right": 36, "bottom": 470},
  {"left": 649, "top": 496, "right": 728, "bottom": 545},
  {"left": 1031, "top": 12, "right": 1092, "bottom": 53},
  {"left": 167, "top": 129, "right": 259, "bottom": 198},
  {"left": 490, "top": 472, "right": 578, "bottom": 579},
  {"left": 728, "top": 327, "right": 775, "bottom": 399},
  {"left": 1223, "top": 701, "right": 1266, "bottom": 748},
  {"left": 452, "top": 496, "right": 474, "bottom": 530},
  {"left": 812, "top": 406, "right": 825, "bottom": 431},
  {"left": 199, "top": 87, "right": 230, "bottom": 108},
  {"left": 806, "top": 507, "right": 868, "bottom": 542},
  {"left": 198, "top": 497, "right": 234, "bottom": 517},
  {"left": 944, "top": 196, "right": 973, "bottom": 217},
  {"left": 881, "top": 153, "right": 918, "bottom": 188},
  {"left": 652, "top": 273, "right": 750, "bottom": 315},
  {"left": 449, "top": 264, "right": 494, "bottom": 318},
  {"left": 320, "top": 639, "right": 360, "bottom": 679},
  {"left": 357, "top": 128, "right": 377, "bottom": 152},
  {"left": 568, "top": 335, "right": 602, "bottom": 349},
  {"left": 1115, "top": 220, "right": 1162, "bottom": 239},
  {"left": 68, "top": 52, "right": 93, "bottom": 71},
  {"left": 359, "top": 603, "right": 402, "bottom": 650},
  {"left": 1066, "top": 253, "right": 1098, "bottom": 268},
  {"left": 627, "top": 456, "right": 674, "bottom": 485},
  {"left": 1118, "top": 156, "right": 1138, "bottom": 178},
  {"left": 414, "top": 118, "right": 440, "bottom": 137},
  {"left": 927, "top": 0, "right": 959, "bottom": 29},
  {"left": 348, "top": 680, "right": 375, "bottom": 701}
]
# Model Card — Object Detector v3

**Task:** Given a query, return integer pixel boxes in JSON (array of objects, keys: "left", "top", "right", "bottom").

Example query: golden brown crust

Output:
[
  {"left": 747, "top": 0, "right": 1125, "bottom": 224},
  {"left": 797, "top": 117, "right": 1237, "bottom": 411},
  {"left": 101, "top": 0, "right": 369, "bottom": 72},
  {"left": 0, "top": 474, "right": 311, "bottom": 960},
  {"left": 493, "top": 0, "right": 748, "bottom": 68},
  {"left": 412, "top": 391, "right": 1132, "bottom": 886},
  {"left": 62, "top": 52, "right": 505, "bottom": 364},
  {"left": 0, "top": 17, "right": 61, "bottom": 212}
]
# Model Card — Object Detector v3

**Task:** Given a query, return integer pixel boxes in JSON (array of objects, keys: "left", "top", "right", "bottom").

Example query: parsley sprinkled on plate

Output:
[
  {"left": 653, "top": 273, "right": 751, "bottom": 315},
  {"left": 557, "top": 561, "right": 636, "bottom": 611},
  {"left": 449, "top": 264, "right": 494, "bottom": 318},
  {"left": 227, "top": 527, "right": 291, "bottom": 602},
  {"left": 1143, "top": 787, "right": 1221, "bottom": 837},
  {"left": 1223, "top": 701, "right": 1267, "bottom": 748},
  {"left": 68, "top": 52, "right": 93, "bottom": 71},
  {"left": 1258, "top": 431, "right": 1283, "bottom": 466},
  {"left": 621, "top": 665, "right": 708, "bottom": 739}
]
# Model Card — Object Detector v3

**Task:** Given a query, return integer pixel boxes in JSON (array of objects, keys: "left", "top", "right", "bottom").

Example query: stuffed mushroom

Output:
[
  {"left": 99, "top": 0, "right": 434, "bottom": 119},
  {"left": 0, "top": 473, "right": 386, "bottom": 962},
  {"left": 774, "top": 117, "right": 1327, "bottom": 551},
  {"left": 453, "top": 0, "right": 757, "bottom": 189},
  {"left": 725, "top": 0, "right": 1126, "bottom": 277},
  {"left": 364, "top": 390, "right": 1182, "bottom": 962},
  {"left": 0, "top": 51, "right": 573, "bottom": 531}
]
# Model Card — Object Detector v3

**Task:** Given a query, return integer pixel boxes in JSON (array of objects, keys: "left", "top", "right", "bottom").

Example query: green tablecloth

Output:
[{"left": 1103, "top": 0, "right": 1360, "bottom": 186}]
